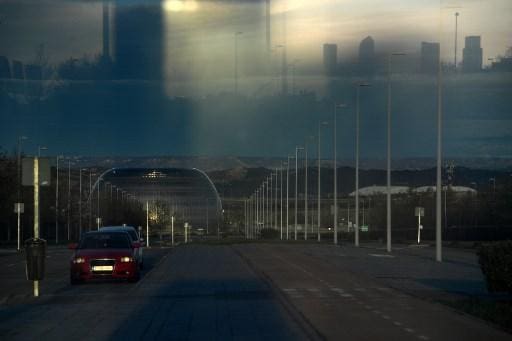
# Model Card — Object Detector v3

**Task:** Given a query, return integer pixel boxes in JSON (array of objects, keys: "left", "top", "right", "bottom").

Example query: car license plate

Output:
[{"left": 92, "top": 265, "right": 113, "bottom": 271}]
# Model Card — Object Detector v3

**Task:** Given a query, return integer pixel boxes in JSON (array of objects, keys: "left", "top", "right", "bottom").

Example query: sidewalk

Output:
[{"left": 301, "top": 242, "right": 498, "bottom": 302}]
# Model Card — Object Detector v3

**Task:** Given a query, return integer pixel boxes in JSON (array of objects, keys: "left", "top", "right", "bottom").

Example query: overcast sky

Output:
[{"left": 0, "top": 0, "right": 510, "bottom": 67}]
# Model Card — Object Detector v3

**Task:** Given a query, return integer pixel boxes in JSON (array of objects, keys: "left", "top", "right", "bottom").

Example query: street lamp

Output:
[
  {"left": 305, "top": 136, "right": 314, "bottom": 240},
  {"left": 333, "top": 103, "right": 346, "bottom": 245},
  {"left": 55, "top": 155, "right": 63, "bottom": 244},
  {"left": 318, "top": 121, "right": 328, "bottom": 242},
  {"left": 355, "top": 82, "right": 370, "bottom": 247},
  {"left": 37, "top": 146, "right": 47, "bottom": 157},
  {"left": 295, "top": 146, "right": 304, "bottom": 240},
  {"left": 286, "top": 155, "right": 291, "bottom": 240},
  {"left": 386, "top": 53, "right": 405, "bottom": 253}
]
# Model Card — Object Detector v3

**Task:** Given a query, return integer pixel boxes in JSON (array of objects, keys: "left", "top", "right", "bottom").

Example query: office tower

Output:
[
  {"left": 103, "top": 3, "right": 110, "bottom": 60},
  {"left": 462, "top": 36, "right": 483, "bottom": 72},
  {"left": 358, "top": 36, "right": 375, "bottom": 74},
  {"left": 12, "top": 61, "right": 24, "bottom": 79},
  {"left": 420, "top": 42, "right": 440, "bottom": 74},
  {"left": 323, "top": 43, "right": 337, "bottom": 76},
  {"left": 0, "top": 56, "right": 11, "bottom": 79},
  {"left": 113, "top": 3, "right": 163, "bottom": 80},
  {"left": 24, "top": 64, "right": 42, "bottom": 80}
]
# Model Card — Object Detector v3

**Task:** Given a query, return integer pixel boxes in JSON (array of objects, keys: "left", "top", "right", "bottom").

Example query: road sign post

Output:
[
  {"left": 14, "top": 203, "right": 24, "bottom": 251},
  {"left": 171, "top": 215, "right": 175, "bottom": 246},
  {"left": 415, "top": 207, "right": 425, "bottom": 244},
  {"left": 22, "top": 157, "right": 51, "bottom": 298}
]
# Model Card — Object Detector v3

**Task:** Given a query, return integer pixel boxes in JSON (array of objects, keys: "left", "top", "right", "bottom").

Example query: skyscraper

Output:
[
  {"left": 420, "top": 42, "right": 440, "bottom": 74},
  {"left": 323, "top": 44, "right": 337, "bottom": 76},
  {"left": 462, "top": 36, "right": 483, "bottom": 72},
  {"left": 12, "top": 61, "right": 24, "bottom": 79},
  {"left": 358, "top": 36, "right": 375, "bottom": 74},
  {"left": 113, "top": 3, "right": 163, "bottom": 80},
  {"left": 0, "top": 56, "right": 11, "bottom": 79}
]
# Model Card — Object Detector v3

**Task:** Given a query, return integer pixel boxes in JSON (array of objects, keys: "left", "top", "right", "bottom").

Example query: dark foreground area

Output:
[{"left": 0, "top": 242, "right": 510, "bottom": 340}]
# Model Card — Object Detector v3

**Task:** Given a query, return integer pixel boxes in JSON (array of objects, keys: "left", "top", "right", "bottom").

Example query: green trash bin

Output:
[{"left": 25, "top": 238, "right": 46, "bottom": 281}]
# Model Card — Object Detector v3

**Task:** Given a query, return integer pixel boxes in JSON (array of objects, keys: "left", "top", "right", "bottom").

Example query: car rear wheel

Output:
[
  {"left": 70, "top": 275, "right": 83, "bottom": 285},
  {"left": 128, "top": 270, "right": 140, "bottom": 283}
]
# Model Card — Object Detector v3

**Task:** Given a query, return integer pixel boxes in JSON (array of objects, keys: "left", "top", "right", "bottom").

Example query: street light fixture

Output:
[
  {"left": 37, "top": 146, "right": 47, "bottom": 157},
  {"left": 386, "top": 53, "right": 405, "bottom": 253},
  {"left": 318, "top": 121, "right": 328, "bottom": 242},
  {"left": 295, "top": 146, "right": 304, "bottom": 240},
  {"left": 355, "top": 82, "right": 370, "bottom": 247},
  {"left": 333, "top": 103, "right": 347, "bottom": 245}
]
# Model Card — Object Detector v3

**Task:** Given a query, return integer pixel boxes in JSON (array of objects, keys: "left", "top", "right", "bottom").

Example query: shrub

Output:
[
  {"left": 259, "top": 228, "right": 280, "bottom": 239},
  {"left": 478, "top": 240, "right": 512, "bottom": 294}
]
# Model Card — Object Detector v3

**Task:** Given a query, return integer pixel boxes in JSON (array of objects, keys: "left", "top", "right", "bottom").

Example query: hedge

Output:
[{"left": 478, "top": 240, "right": 512, "bottom": 294}]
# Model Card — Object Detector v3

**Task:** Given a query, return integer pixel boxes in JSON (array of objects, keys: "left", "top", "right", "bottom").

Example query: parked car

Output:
[
  {"left": 69, "top": 231, "right": 141, "bottom": 284},
  {"left": 99, "top": 226, "right": 144, "bottom": 269}
]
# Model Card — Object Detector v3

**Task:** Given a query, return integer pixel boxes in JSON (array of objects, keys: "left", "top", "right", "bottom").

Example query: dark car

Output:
[
  {"left": 69, "top": 231, "right": 141, "bottom": 284},
  {"left": 99, "top": 226, "right": 144, "bottom": 269}
]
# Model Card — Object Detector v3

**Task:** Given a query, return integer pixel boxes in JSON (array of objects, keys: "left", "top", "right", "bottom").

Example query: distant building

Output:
[
  {"left": 24, "top": 64, "right": 42, "bottom": 80},
  {"left": 113, "top": 4, "right": 163, "bottom": 80},
  {"left": 358, "top": 36, "right": 375, "bottom": 75},
  {"left": 420, "top": 42, "right": 440, "bottom": 74},
  {"left": 462, "top": 36, "right": 483, "bottom": 72},
  {"left": 12, "top": 61, "right": 24, "bottom": 79},
  {"left": 491, "top": 57, "right": 512, "bottom": 72},
  {"left": 323, "top": 43, "right": 337, "bottom": 76},
  {"left": 0, "top": 56, "right": 11, "bottom": 79}
]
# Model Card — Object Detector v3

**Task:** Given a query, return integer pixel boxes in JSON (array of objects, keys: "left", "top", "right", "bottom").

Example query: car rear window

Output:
[
  {"left": 126, "top": 230, "right": 138, "bottom": 241},
  {"left": 79, "top": 233, "right": 131, "bottom": 249}
]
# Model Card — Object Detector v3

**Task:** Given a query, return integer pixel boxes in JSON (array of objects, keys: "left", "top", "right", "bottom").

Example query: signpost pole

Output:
[
  {"left": 33, "top": 157, "right": 39, "bottom": 297},
  {"left": 146, "top": 201, "right": 150, "bottom": 248},
  {"left": 17, "top": 209, "right": 21, "bottom": 251}
]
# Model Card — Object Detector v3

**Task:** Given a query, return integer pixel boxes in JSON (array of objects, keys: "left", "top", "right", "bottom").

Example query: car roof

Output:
[
  {"left": 83, "top": 230, "right": 131, "bottom": 236},
  {"left": 100, "top": 226, "right": 136, "bottom": 231}
]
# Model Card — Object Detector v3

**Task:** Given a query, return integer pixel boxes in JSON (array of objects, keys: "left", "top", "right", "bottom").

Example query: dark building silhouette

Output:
[
  {"left": 12, "top": 61, "right": 24, "bottom": 79},
  {"left": 420, "top": 42, "right": 440, "bottom": 74},
  {"left": 103, "top": 3, "right": 111, "bottom": 60},
  {"left": 113, "top": 3, "right": 163, "bottom": 80},
  {"left": 24, "top": 64, "right": 42, "bottom": 80},
  {"left": 462, "top": 36, "right": 483, "bottom": 72},
  {"left": 323, "top": 43, "right": 338, "bottom": 76},
  {"left": 0, "top": 56, "right": 11, "bottom": 79},
  {"left": 491, "top": 57, "right": 512, "bottom": 72},
  {"left": 358, "top": 36, "right": 376, "bottom": 75}
]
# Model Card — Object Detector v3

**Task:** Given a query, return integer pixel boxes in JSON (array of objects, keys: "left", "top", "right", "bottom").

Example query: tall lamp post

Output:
[
  {"left": 318, "top": 121, "right": 328, "bottom": 241},
  {"left": 333, "top": 103, "right": 346, "bottom": 245},
  {"left": 286, "top": 155, "right": 291, "bottom": 239},
  {"left": 355, "top": 82, "right": 370, "bottom": 247},
  {"left": 55, "top": 155, "right": 63, "bottom": 244},
  {"left": 386, "top": 53, "right": 405, "bottom": 253},
  {"left": 295, "top": 146, "right": 304, "bottom": 240},
  {"left": 16, "top": 136, "right": 28, "bottom": 248}
]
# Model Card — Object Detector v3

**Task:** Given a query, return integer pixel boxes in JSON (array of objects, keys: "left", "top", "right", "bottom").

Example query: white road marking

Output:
[
  {"left": 393, "top": 321, "right": 402, "bottom": 326},
  {"left": 381, "top": 315, "right": 390, "bottom": 320},
  {"left": 368, "top": 254, "right": 395, "bottom": 258},
  {"left": 418, "top": 335, "right": 429, "bottom": 340},
  {"left": 404, "top": 328, "right": 415, "bottom": 333}
]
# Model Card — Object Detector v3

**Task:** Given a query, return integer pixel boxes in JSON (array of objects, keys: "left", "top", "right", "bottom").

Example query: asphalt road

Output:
[
  {"left": 0, "top": 243, "right": 510, "bottom": 340},
  {"left": 0, "top": 244, "right": 308, "bottom": 340}
]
